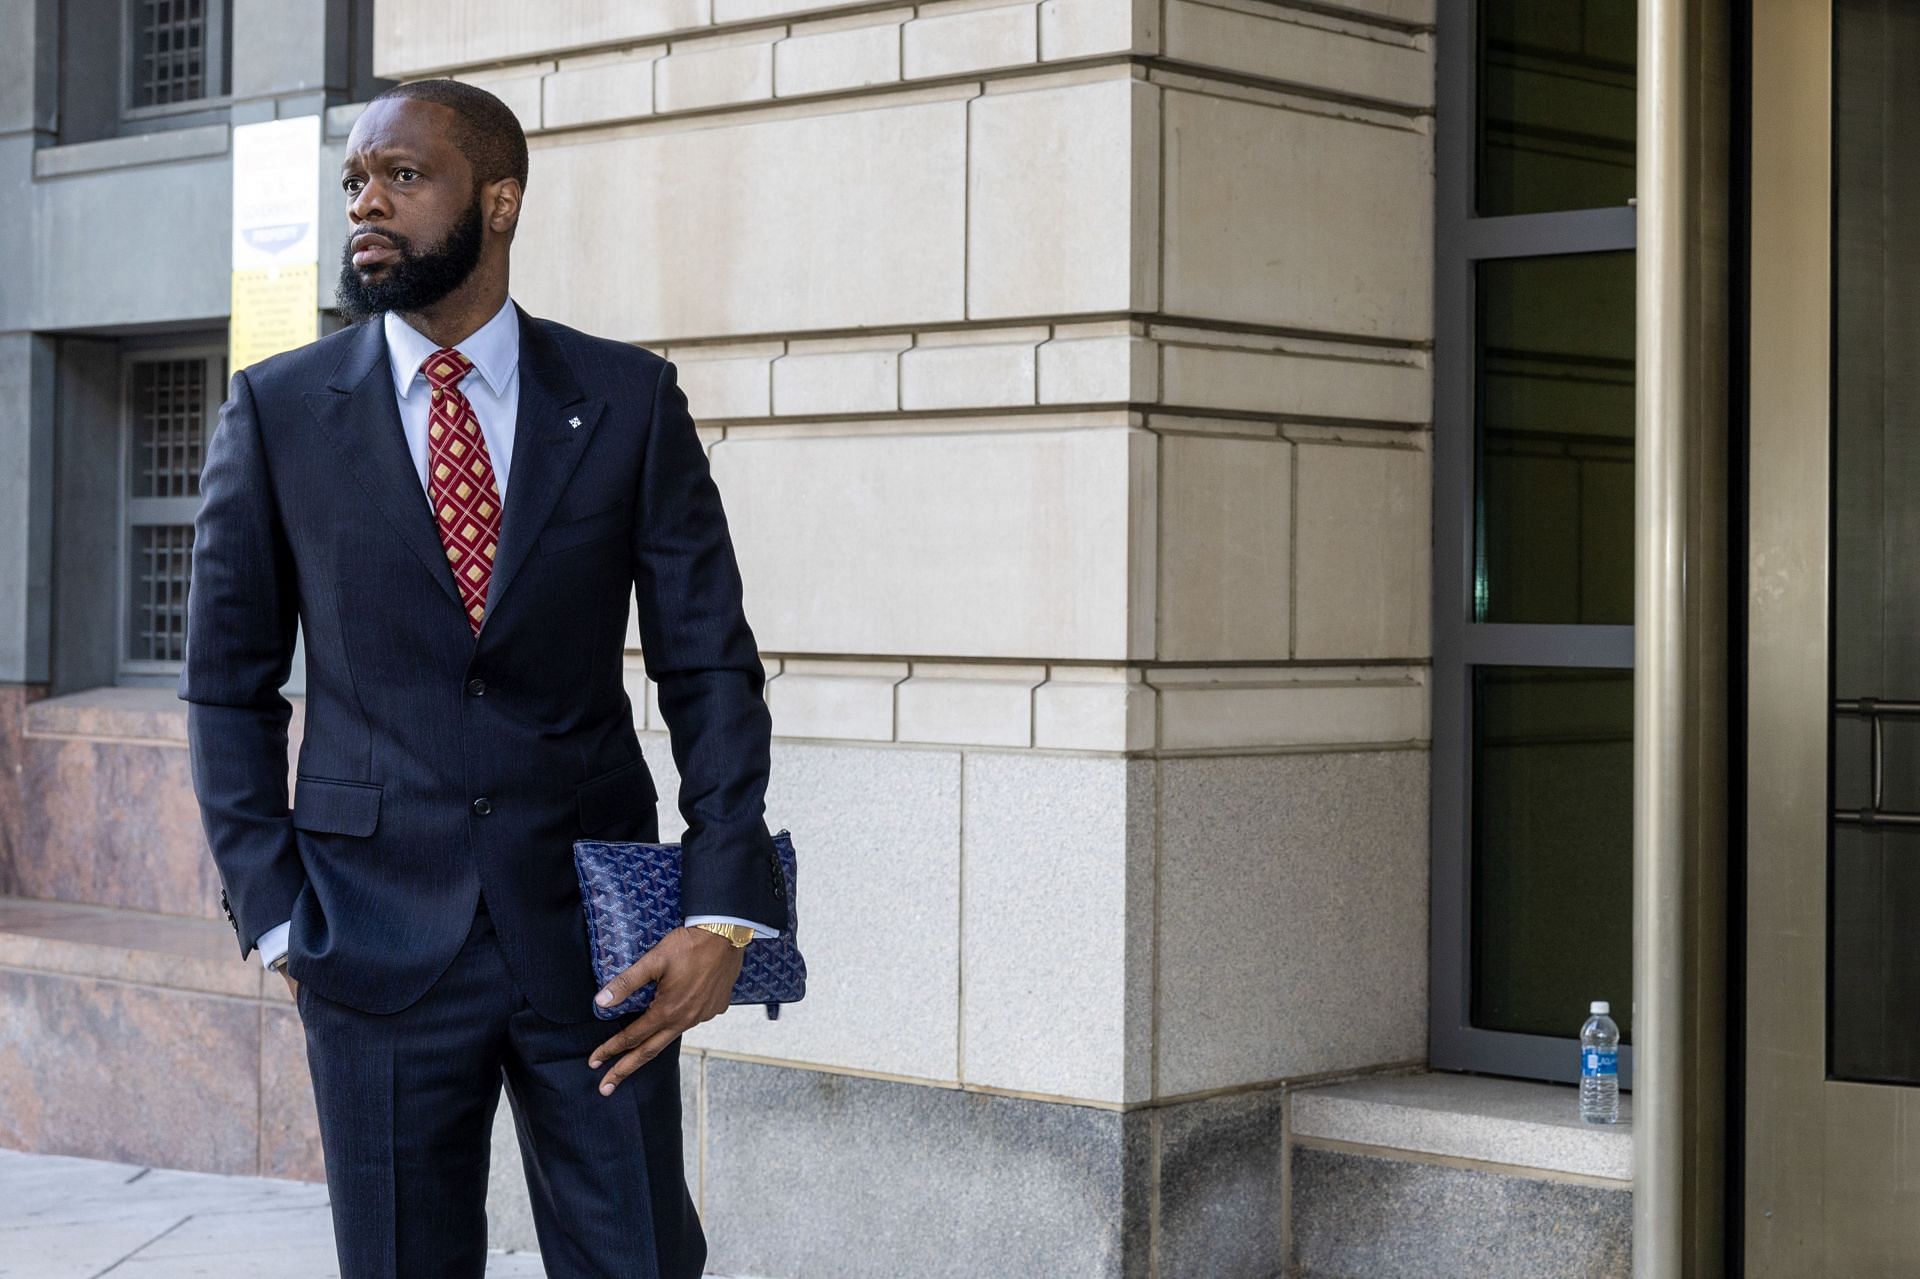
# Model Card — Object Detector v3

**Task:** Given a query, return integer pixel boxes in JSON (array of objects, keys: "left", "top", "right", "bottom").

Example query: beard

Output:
[{"left": 335, "top": 193, "right": 486, "bottom": 323}]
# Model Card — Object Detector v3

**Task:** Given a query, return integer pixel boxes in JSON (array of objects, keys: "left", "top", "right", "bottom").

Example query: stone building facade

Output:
[{"left": 0, "top": 1, "right": 1635, "bottom": 1275}]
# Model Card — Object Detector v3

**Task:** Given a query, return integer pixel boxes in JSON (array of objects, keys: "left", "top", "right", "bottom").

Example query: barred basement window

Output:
[
  {"left": 122, "top": 353, "right": 222, "bottom": 674},
  {"left": 127, "top": 0, "right": 228, "bottom": 110},
  {"left": 131, "top": 359, "right": 207, "bottom": 500},
  {"left": 130, "top": 525, "right": 195, "bottom": 664}
]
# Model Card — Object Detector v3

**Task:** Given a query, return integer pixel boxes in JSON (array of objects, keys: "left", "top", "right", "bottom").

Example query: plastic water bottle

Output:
[{"left": 1580, "top": 1001, "right": 1621, "bottom": 1124}]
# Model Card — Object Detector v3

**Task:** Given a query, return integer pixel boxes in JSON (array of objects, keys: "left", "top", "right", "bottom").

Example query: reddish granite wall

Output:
[
  {"left": 0, "top": 684, "right": 323, "bottom": 1180},
  {"left": 0, "top": 684, "right": 52, "bottom": 898},
  {"left": 4, "top": 686, "right": 303, "bottom": 918}
]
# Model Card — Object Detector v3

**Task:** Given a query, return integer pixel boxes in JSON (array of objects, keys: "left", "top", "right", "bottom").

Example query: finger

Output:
[
  {"left": 595, "top": 949, "right": 665, "bottom": 1009},
  {"left": 597, "top": 1026, "right": 684, "bottom": 1095},
  {"left": 589, "top": 1006, "right": 664, "bottom": 1068}
]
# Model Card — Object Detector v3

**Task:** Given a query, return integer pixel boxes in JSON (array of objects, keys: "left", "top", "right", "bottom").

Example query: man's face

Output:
[{"left": 335, "top": 98, "right": 489, "bottom": 322}]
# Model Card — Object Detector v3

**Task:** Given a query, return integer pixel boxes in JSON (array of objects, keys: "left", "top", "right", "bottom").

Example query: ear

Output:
[{"left": 484, "top": 176, "right": 523, "bottom": 238}]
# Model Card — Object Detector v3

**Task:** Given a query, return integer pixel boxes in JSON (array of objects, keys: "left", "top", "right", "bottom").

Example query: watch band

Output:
[
  {"left": 268, "top": 952, "right": 290, "bottom": 973},
  {"left": 689, "top": 921, "right": 754, "bottom": 949}
]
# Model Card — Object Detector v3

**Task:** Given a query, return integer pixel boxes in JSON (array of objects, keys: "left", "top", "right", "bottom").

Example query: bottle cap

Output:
[{"left": 1591, "top": 1000, "right": 1610, "bottom": 1015}]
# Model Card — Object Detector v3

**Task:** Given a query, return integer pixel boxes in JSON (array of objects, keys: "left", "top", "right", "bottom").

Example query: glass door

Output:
[{"left": 1747, "top": 0, "right": 1920, "bottom": 1270}]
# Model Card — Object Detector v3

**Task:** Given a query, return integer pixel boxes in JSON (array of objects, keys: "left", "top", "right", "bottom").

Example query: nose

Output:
[{"left": 347, "top": 179, "right": 389, "bottom": 225}]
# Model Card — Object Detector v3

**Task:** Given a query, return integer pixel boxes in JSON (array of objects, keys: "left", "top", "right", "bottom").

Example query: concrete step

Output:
[
  {"left": 0, "top": 894, "right": 322, "bottom": 1182},
  {"left": 1287, "top": 1073, "right": 1633, "bottom": 1279}
]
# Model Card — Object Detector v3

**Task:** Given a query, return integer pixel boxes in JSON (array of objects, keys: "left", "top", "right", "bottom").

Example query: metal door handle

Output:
[{"left": 1834, "top": 698, "right": 1920, "bottom": 827}]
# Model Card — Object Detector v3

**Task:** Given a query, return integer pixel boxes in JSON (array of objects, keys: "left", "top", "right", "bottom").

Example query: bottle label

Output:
[{"left": 1584, "top": 1049, "right": 1618, "bottom": 1078}]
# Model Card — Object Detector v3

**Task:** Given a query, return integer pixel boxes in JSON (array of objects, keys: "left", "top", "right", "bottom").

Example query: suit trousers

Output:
[{"left": 295, "top": 896, "right": 704, "bottom": 1279}]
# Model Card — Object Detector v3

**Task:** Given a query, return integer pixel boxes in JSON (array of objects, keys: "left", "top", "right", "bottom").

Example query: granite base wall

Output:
[
  {"left": 0, "top": 906, "right": 323, "bottom": 1181},
  {"left": 0, "top": 684, "right": 49, "bottom": 897},
  {"left": 498, "top": 1054, "right": 1292, "bottom": 1279},
  {"left": 698, "top": 1059, "right": 1152, "bottom": 1279},
  {"left": 2, "top": 683, "right": 301, "bottom": 920},
  {"left": 1290, "top": 1145, "right": 1631, "bottom": 1279}
]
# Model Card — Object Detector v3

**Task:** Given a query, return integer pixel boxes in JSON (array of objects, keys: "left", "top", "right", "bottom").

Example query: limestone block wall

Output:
[{"left": 368, "top": 0, "right": 1436, "bottom": 1268}]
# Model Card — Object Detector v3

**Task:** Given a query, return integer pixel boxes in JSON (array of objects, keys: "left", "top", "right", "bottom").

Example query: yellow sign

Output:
[
  {"left": 230, "top": 263, "right": 319, "bottom": 373},
  {"left": 230, "top": 116, "right": 321, "bottom": 373}
]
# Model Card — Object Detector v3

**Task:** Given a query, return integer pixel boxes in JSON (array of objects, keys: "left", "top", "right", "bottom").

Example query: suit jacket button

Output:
[
  {"left": 472, "top": 797, "right": 493, "bottom": 816},
  {"left": 467, "top": 678, "right": 486, "bottom": 696}
]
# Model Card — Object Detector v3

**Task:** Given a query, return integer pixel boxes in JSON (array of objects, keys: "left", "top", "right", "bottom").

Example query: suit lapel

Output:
[
  {"left": 304, "top": 319, "right": 466, "bottom": 613},
  {"left": 480, "top": 303, "right": 607, "bottom": 629},
  {"left": 300, "top": 305, "right": 608, "bottom": 637}
]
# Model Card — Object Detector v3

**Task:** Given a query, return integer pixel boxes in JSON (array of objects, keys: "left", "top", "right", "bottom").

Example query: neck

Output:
[{"left": 395, "top": 268, "right": 510, "bottom": 348}]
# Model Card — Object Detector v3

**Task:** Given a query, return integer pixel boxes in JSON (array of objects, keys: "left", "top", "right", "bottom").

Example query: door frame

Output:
[{"left": 1742, "top": 0, "right": 1831, "bottom": 1254}]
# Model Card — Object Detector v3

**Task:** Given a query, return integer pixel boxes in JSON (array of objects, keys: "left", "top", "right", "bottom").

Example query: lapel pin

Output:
[{"left": 568, "top": 416, "right": 581, "bottom": 429}]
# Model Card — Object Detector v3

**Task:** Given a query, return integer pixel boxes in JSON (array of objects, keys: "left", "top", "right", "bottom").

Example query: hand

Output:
[
  {"left": 588, "top": 926, "right": 744, "bottom": 1096},
  {"left": 281, "top": 969, "right": 299, "bottom": 1001}
]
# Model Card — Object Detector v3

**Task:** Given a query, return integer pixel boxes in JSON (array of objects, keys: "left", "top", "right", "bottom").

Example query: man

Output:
[{"left": 178, "top": 79, "right": 787, "bottom": 1278}]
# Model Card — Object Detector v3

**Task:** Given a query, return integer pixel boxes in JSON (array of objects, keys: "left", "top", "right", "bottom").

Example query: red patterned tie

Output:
[{"left": 422, "top": 347, "right": 503, "bottom": 635}]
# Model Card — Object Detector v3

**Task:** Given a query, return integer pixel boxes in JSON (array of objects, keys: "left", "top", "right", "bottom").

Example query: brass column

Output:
[{"left": 1634, "top": 0, "right": 1729, "bottom": 1273}]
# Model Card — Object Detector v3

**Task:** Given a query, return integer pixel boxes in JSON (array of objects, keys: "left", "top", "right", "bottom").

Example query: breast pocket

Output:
[
  {"left": 292, "top": 775, "right": 383, "bottom": 836},
  {"left": 537, "top": 503, "right": 626, "bottom": 556}
]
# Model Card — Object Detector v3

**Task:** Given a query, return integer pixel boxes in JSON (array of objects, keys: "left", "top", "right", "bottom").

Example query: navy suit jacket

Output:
[{"left": 177, "top": 303, "right": 788, "bottom": 1023}]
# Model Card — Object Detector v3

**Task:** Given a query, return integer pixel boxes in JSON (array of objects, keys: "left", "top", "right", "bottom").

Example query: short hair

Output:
[{"left": 372, "top": 78, "right": 529, "bottom": 190}]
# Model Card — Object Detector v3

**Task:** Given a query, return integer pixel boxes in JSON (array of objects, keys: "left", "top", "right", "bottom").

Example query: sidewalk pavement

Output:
[{"left": 0, "top": 1147, "right": 539, "bottom": 1278}]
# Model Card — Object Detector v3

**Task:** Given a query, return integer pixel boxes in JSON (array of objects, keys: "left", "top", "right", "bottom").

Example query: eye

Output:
[
  {"left": 342, "top": 176, "right": 364, "bottom": 194},
  {"left": 394, "top": 168, "right": 419, "bottom": 182}
]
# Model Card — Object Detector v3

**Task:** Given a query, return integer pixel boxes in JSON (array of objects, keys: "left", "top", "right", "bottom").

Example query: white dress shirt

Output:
[{"left": 254, "top": 297, "right": 776, "bottom": 970}]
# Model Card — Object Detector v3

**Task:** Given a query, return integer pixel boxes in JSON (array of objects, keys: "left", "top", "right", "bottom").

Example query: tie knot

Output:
[{"left": 423, "top": 347, "right": 474, "bottom": 392}]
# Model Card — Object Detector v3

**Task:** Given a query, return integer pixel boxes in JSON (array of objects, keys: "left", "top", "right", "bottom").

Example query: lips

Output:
[{"left": 350, "top": 235, "right": 397, "bottom": 267}]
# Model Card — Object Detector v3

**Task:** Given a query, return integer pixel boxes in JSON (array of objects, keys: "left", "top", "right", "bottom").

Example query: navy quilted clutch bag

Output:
[{"left": 572, "top": 828, "right": 807, "bottom": 1021}]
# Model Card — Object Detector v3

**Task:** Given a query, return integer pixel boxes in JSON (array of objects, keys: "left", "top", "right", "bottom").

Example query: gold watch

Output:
[{"left": 690, "top": 921, "right": 754, "bottom": 949}]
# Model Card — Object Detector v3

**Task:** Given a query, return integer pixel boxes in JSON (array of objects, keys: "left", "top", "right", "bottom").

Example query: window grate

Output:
[
  {"left": 131, "top": 0, "right": 209, "bottom": 108},
  {"left": 131, "top": 359, "right": 206, "bottom": 498},
  {"left": 121, "top": 351, "right": 220, "bottom": 675},
  {"left": 129, "top": 524, "right": 194, "bottom": 663}
]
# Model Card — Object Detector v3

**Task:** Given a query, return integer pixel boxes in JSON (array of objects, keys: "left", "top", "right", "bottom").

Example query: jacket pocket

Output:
[
  {"left": 537, "top": 503, "right": 625, "bottom": 556},
  {"left": 576, "top": 757, "right": 658, "bottom": 835},
  {"left": 292, "top": 776, "right": 383, "bottom": 837}
]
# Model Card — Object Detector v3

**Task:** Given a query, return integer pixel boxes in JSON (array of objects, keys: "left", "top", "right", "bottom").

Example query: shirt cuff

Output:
[
  {"left": 255, "top": 919, "right": 292, "bottom": 970},
  {"left": 684, "top": 913, "right": 780, "bottom": 939}
]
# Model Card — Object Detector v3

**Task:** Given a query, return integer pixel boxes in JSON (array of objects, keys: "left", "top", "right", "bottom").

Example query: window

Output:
[
  {"left": 130, "top": 0, "right": 209, "bottom": 107},
  {"left": 50, "top": 0, "right": 230, "bottom": 143},
  {"left": 1432, "top": 0, "right": 1638, "bottom": 1084},
  {"left": 120, "top": 352, "right": 220, "bottom": 678},
  {"left": 1475, "top": 0, "right": 1636, "bottom": 216},
  {"left": 124, "top": 0, "right": 229, "bottom": 117}
]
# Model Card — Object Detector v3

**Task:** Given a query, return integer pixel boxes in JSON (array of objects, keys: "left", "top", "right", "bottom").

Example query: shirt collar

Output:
[{"left": 384, "top": 295, "right": 519, "bottom": 401}]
